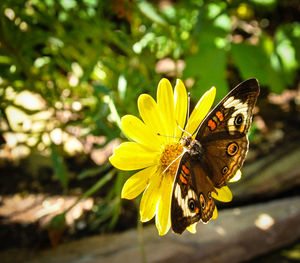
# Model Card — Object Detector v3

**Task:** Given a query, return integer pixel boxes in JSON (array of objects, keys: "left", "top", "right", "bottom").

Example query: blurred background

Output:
[{"left": 0, "top": 0, "right": 299, "bottom": 262}]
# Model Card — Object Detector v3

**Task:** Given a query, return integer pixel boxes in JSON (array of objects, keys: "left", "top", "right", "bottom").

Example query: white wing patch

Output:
[
  {"left": 224, "top": 97, "right": 248, "bottom": 135},
  {"left": 223, "top": 98, "right": 245, "bottom": 109},
  {"left": 174, "top": 184, "right": 198, "bottom": 217},
  {"left": 223, "top": 96, "right": 236, "bottom": 108}
]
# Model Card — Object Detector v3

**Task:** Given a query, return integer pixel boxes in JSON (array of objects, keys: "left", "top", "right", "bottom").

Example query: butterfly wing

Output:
[
  {"left": 196, "top": 78, "right": 260, "bottom": 187},
  {"left": 171, "top": 79, "right": 259, "bottom": 234},
  {"left": 171, "top": 152, "right": 216, "bottom": 234}
]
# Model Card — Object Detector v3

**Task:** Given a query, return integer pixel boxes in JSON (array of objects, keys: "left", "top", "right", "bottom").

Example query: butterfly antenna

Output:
[
  {"left": 157, "top": 133, "right": 181, "bottom": 139},
  {"left": 173, "top": 92, "right": 192, "bottom": 138},
  {"left": 162, "top": 150, "right": 186, "bottom": 174},
  {"left": 176, "top": 122, "right": 192, "bottom": 137},
  {"left": 187, "top": 92, "right": 190, "bottom": 124},
  {"left": 179, "top": 92, "right": 192, "bottom": 137}
]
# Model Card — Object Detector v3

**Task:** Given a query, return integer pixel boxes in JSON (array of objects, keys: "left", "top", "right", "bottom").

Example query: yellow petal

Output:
[
  {"left": 155, "top": 173, "right": 173, "bottom": 236},
  {"left": 139, "top": 169, "right": 162, "bottom": 222},
  {"left": 174, "top": 79, "right": 187, "bottom": 138},
  {"left": 212, "top": 185, "right": 233, "bottom": 202},
  {"left": 157, "top": 78, "right": 176, "bottom": 143},
  {"left": 228, "top": 170, "right": 242, "bottom": 183},
  {"left": 186, "top": 86, "right": 216, "bottom": 136},
  {"left": 138, "top": 94, "right": 167, "bottom": 145},
  {"left": 109, "top": 142, "right": 160, "bottom": 171},
  {"left": 212, "top": 206, "right": 218, "bottom": 219},
  {"left": 186, "top": 223, "right": 197, "bottom": 234},
  {"left": 121, "top": 165, "right": 158, "bottom": 199},
  {"left": 121, "top": 115, "right": 161, "bottom": 151}
]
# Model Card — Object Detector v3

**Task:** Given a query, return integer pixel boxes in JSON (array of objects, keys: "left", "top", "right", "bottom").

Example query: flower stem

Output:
[{"left": 138, "top": 215, "right": 147, "bottom": 263}]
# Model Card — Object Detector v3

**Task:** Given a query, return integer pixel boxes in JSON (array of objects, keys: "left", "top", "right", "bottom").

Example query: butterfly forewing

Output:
[
  {"left": 195, "top": 79, "right": 259, "bottom": 186},
  {"left": 196, "top": 79, "right": 259, "bottom": 141}
]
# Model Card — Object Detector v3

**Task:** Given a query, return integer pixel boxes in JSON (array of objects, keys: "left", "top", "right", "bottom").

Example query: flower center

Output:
[{"left": 160, "top": 143, "right": 183, "bottom": 176}]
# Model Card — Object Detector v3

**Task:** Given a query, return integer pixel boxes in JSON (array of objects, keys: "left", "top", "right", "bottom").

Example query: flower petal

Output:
[
  {"left": 174, "top": 79, "right": 187, "bottom": 138},
  {"left": 109, "top": 142, "right": 160, "bottom": 171},
  {"left": 155, "top": 173, "right": 173, "bottom": 235},
  {"left": 157, "top": 78, "right": 176, "bottom": 142},
  {"left": 186, "top": 223, "right": 197, "bottom": 234},
  {"left": 212, "top": 185, "right": 233, "bottom": 202},
  {"left": 228, "top": 170, "right": 242, "bottom": 183},
  {"left": 212, "top": 206, "right": 218, "bottom": 219},
  {"left": 139, "top": 169, "right": 161, "bottom": 222},
  {"left": 121, "top": 165, "right": 158, "bottom": 199},
  {"left": 186, "top": 86, "right": 216, "bottom": 136},
  {"left": 138, "top": 94, "right": 167, "bottom": 145},
  {"left": 121, "top": 115, "right": 161, "bottom": 151}
]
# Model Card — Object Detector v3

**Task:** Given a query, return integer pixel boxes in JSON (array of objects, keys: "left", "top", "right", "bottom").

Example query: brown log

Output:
[
  {"left": 230, "top": 141, "right": 300, "bottom": 203},
  {"left": 2, "top": 196, "right": 300, "bottom": 263}
]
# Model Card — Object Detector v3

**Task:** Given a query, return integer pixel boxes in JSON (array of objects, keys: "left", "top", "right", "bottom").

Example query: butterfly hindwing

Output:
[
  {"left": 204, "top": 137, "right": 248, "bottom": 187},
  {"left": 171, "top": 153, "right": 216, "bottom": 234}
]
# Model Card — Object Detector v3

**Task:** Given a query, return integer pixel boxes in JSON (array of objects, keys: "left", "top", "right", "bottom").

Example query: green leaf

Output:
[
  {"left": 94, "top": 84, "right": 110, "bottom": 95},
  {"left": 60, "top": 0, "right": 77, "bottom": 10},
  {"left": 79, "top": 170, "right": 114, "bottom": 201},
  {"left": 184, "top": 5, "right": 231, "bottom": 101},
  {"left": 77, "top": 164, "right": 110, "bottom": 180},
  {"left": 287, "top": 22, "right": 300, "bottom": 62},
  {"left": 275, "top": 23, "right": 299, "bottom": 86},
  {"left": 118, "top": 74, "right": 127, "bottom": 100},
  {"left": 250, "top": 0, "right": 277, "bottom": 6},
  {"left": 47, "top": 212, "right": 67, "bottom": 230},
  {"left": 50, "top": 144, "right": 69, "bottom": 191},
  {"left": 231, "top": 42, "right": 285, "bottom": 93},
  {"left": 138, "top": 1, "right": 167, "bottom": 26},
  {"left": 183, "top": 47, "right": 228, "bottom": 102}
]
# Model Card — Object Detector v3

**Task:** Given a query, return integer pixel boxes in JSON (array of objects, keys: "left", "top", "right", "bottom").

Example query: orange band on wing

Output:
[
  {"left": 180, "top": 173, "right": 187, "bottom": 184},
  {"left": 182, "top": 164, "right": 190, "bottom": 175},
  {"left": 208, "top": 119, "right": 216, "bottom": 131},
  {"left": 218, "top": 159, "right": 238, "bottom": 185},
  {"left": 216, "top": 111, "right": 224, "bottom": 121}
]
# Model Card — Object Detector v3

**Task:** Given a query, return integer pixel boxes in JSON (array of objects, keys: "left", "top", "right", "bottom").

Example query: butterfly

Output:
[{"left": 171, "top": 78, "right": 260, "bottom": 234}]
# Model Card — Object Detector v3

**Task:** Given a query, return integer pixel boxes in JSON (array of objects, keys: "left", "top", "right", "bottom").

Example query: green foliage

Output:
[
  {"left": 86, "top": 171, "right": 126, "bottom": 232},
  {"left": 0, "top": 0, "right": 299, "bottom": 233},
  {"left": 182, "top": 1, "right": 299, "bottom": 97},
  {"left": 48, "top": 212, "right": 67, "bottom": 231},
  {"left": 50, "top": 143, "right": 69, "bottom": 192}
]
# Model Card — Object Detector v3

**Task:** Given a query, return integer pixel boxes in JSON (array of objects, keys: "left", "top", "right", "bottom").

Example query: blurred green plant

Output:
[{"left": 0, "top": 0, "right": 299, "bottom": 233}]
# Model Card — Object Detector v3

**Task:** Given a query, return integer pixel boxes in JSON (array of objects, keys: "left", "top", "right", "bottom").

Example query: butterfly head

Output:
[
  {"left": 181, "top": 137, "right": 204, "bottom": 160},
  {"left": 180, "top": 136, "right": 192, "bottom": 147}
]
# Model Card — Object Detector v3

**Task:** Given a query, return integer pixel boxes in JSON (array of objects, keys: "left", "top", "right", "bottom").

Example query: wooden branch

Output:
[
  {"left": 230, "top": 140, "right": 300, "bottom": 203},
  {"left": 2, "top": 196, "right": 300, "bottom": 263}
]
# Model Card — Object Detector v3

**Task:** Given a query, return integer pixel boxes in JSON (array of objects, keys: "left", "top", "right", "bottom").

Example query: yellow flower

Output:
[{"left": 109, "top": 78, "right": 236, "bottom": 235}]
